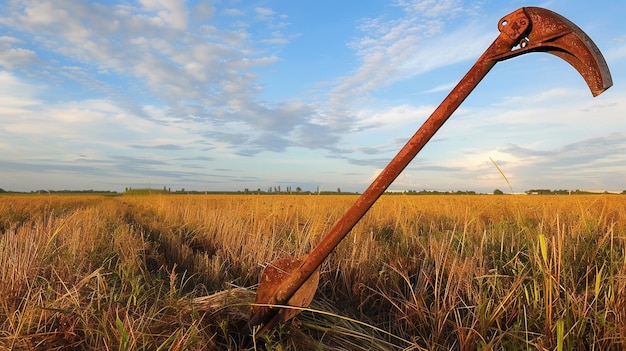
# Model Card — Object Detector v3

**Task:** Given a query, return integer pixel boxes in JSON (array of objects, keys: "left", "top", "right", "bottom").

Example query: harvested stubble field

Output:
[{"left": 1, "top": 193, "right": 625, "bottom": 350}]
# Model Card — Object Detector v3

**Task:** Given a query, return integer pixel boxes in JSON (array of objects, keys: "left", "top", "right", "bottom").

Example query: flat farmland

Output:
[{"left": 1, "top": 194, "right": 625, "bottom": 350}]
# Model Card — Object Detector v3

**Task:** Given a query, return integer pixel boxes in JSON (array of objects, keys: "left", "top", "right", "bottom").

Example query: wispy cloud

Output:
[
  {"left": 499, "top": 134, "right": 626, "bottom": 169},
  {"left": 0, "top": 0, "right": 314, "bottom": 155},
  {"left": 129, "top": 144, "right": 185, "bottom": 150},
  {"left": 0, "top": 0, "right": 499, "bottom": 158},
  {"left": 323, "top": 1, "right": 487, "bottom": 128},
  {"left": 0, "top": 37, "right": 37, "bottom": 69}
]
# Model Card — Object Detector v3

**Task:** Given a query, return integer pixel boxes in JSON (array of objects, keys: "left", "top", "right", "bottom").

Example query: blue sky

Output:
[{"left": 0, "top": 0, "right": 624, "bottom": 193}]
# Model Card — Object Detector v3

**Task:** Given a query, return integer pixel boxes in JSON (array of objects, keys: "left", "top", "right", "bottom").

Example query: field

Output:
[{"left": 1, "top": 193, "right": 625, "bottom": 350}]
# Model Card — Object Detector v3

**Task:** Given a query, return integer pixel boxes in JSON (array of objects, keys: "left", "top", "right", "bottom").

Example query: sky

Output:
[{"left": 0, "top": 0, "right": 624, "bottom": 194}]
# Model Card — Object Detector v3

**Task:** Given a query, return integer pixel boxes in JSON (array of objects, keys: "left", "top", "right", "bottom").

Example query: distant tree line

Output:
[
  {"left": 2, "top": 187, "right": 625, "bottom": 195},
  {"left": 22, "top": 189, "right": 119, "bottom": 195},
  {"left": 394, "top": 189, "right": 478, "bottom": 195},
  {"left": 244, "top": 186, "right": 358, "bottom": 195},
  {"left": 525, "top": 189, "right": 623, "bottom": 195}
]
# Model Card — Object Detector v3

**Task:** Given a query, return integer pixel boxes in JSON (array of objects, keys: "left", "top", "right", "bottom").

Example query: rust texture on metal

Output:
[
  {"left": 491, "top": 7, "right": 612, "bottom": 96},
  {"left": 248, "top": 6, "right": 612, "bottom": 336},
  {"left": 249, "top": 256, "right": 320, "bottom": 335}
]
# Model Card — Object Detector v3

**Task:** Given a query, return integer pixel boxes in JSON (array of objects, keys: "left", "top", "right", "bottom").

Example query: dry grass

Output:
[{"left": 1, "top": 193, "right": 625, "bottom": 350}]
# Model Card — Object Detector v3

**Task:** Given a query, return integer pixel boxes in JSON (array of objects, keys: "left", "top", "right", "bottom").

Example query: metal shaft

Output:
[{"left": 268, "top": 33, "right": 515, "bottom": 308}]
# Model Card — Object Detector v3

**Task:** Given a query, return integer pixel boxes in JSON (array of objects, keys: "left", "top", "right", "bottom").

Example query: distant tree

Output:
[
  {"left": 296, "top": 187, "right": 302, "bottom": 193},
  {"left": 337, "top": 187, "right": 341, "bottom": 193},
  {"left": 493, "top": 189, "right": 504, "bottom": 195}
]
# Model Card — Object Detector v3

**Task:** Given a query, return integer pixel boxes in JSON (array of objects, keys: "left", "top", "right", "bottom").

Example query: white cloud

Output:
[
  {"left": 355, "top": 104, "right": 433, "bottom": 131},
  {"left": 606, "top": 39, "right": 626, "bottom": 61},
  {"left": 255, "top": 7, "right": 275, "bottom": 20},
  {"left": 192, "top": 3, "right": 215, "bottom": 22},
  {"left": 222, "top": 8, "right": 245, "bottom": 17},
  {"left": 396, "top": 0, "right": 465, "bottom": 18},
  {"left": 0, "top": 36, "right": 38, "bottom": 69},
  {"left": 22, "top": 1, "right": 71, "bottom": 26},
  {"left": 395, "top": 26, "right": 493, "bottom": 77},
  {"left": 139, "top": 0, "right": 189, "bottom": 29},
  {"left": 0, "top": 71, "right": 41, "bottom": 112},
  {"left": 324, "top": 1, "right": 487, "bottom": 130},
  {"left": 0, "top": 47, "right": 37, "bottom": 69},
  {"left": 0, "top": 0, "right": 304, "bottom": 153}
]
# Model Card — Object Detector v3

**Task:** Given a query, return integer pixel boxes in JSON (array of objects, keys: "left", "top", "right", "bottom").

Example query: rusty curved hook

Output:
[
  {"left": 492, "top": 7, "right": 612, "bottom": 96},
  {"left": 247, "top": 6, "right": 612, "bottom": 338}
]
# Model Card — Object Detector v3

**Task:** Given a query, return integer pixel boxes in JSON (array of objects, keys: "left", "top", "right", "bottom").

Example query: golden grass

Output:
[{"left": 1, "top": 193, "right": 625, "bottom": 350}]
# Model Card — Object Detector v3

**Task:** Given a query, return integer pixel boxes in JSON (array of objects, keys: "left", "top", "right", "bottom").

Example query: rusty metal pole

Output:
[
  {"left": 248, "top": 7, "right": 612, "bottom": 335},
  {"left": 248, "top": 15, "right": 516, "bottom": 333}
]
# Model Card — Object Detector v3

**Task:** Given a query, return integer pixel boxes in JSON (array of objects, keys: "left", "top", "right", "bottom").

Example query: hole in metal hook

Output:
[
  {"left": 520, "top": 38, "right": 529, "bottom": 48},
  {"left": 510, "top": 37, "right": 530, "bottom": 51}
]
